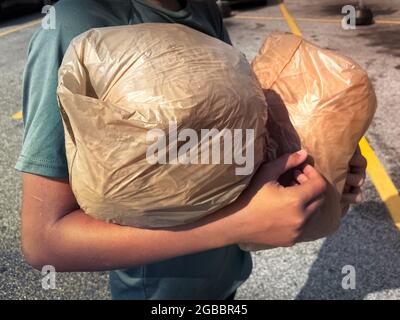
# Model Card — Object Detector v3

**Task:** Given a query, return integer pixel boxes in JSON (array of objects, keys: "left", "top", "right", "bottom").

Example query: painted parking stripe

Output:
[
  {"left": 278, "top": 4, "right": 303, "bottom": 35},
  {"left": 2, "top": 19, "right": 41, "bottom": 120},
  {"left": 278, "top": 2, "right": 400, "bottom": 229},
  {"left": 360, "top": 137, "right": 400, "bottom": 229},
  {"left": 0, "top": 19, "right": 41, "bottom": 38},
  {"left": 11, "top": 111, "right": 23, "bottom": 120}
]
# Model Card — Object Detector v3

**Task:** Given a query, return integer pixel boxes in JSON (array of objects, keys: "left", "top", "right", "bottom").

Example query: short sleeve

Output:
[
  {"left": 15, "top": 27, "right": 69, "bottom": 178},
  {"left": 15, "top": 0, "right": 121, "bottom": 178}
]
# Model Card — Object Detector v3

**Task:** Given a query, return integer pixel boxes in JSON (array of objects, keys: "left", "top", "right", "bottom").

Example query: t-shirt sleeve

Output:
[
  {"left": 15, "top": 27, "right": 69, "bottom": 179},
  {"left": 15, "top": 0, "right": 114, "bottom": 179}
]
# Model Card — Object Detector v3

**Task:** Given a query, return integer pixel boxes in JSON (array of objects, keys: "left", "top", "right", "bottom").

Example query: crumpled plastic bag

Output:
[
  {"left": 239, "top": 33, "right": 377, "bottom": 251},
  {"left": 57, "top": 23, "right": 268, "bottom": 228}
]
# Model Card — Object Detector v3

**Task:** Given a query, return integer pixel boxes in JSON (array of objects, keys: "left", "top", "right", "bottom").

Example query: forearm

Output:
[{"left": 36, "top": 205, "right": 241, "bottom": 272}]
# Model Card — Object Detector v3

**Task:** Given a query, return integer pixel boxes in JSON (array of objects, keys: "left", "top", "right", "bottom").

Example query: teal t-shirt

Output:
[{"left": 16, "top": 0, "right": 252, "bottom": 299}]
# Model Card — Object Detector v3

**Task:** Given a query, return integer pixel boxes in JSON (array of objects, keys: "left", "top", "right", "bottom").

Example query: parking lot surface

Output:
[{"left": 0, "top": 0, "right": 399, "bottom": 299}]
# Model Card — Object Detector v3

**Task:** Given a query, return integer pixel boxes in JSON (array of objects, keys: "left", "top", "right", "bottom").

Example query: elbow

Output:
[
  {"left": 22, "top": 251, "right": 44, "bottom": 272},
  {"left": 21, "top": 227, "right": 54, "bottom": 271},
  {"left": 21, "top": 224, "right": 72, "bottom": 272},
  {"left": 21, "top": 233, "right": 45, "bottom": 271}
]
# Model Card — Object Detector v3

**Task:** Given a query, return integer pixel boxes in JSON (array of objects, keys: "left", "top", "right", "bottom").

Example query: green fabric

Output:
[{"left": 16, "top": 0, "right": 252, "bottom": 300}]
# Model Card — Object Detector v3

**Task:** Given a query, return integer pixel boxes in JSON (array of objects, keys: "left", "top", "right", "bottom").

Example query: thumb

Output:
[{"left": 264, "top": 150, "right": 308, "bottom": 181}]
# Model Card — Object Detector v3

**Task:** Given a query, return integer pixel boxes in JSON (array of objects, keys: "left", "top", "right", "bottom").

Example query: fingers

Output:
[
  {"left": 264, "top": 150, "right": 308, "bottom": 181},
  {"left": 302, "top": 163, "right": 324, "bottom": 180},
  {"left": 294, "top": 169, "right": 308, "bottom": 184},
  {"left": 346, "top": 173, "right": 365, "bottom": 188},
  {"left": 349, "top": 151, "right": 367, "bottom": 173},
  {"left": 342, "top": 187, "right": 363, "bottom": 204},
  {"left": 290, "top": 164, "right": 327, "bottom": 203}
]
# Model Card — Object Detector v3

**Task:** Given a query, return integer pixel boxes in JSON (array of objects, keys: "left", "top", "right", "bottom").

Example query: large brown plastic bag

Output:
[
  {"left": 240, "top": 33, "right": 377, "bottom": 251},
  {"left": 57, "top": 23, "right": 268, "bottom": 228}
]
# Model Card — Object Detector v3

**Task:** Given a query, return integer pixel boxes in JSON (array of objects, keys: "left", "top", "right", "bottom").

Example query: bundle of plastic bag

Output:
[
  {"left": 58, "top": 25, "right": 376, "bottom": 250},
  {"left": 242, "top": 33, "right": 377, "bottom": 250},
  {"left": 57, "top": 23, "right": 268, "bottom": 228}
]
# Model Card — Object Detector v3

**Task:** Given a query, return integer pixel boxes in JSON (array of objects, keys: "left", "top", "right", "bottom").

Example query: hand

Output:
[
  {"left": 341, "top": 146, "right": 367, "bottom": 215},
  {"left": 231, "top": 150, "right": 327, "bottom": 247}
]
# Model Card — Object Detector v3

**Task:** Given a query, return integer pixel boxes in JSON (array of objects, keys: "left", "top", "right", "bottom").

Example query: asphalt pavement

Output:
[{"left": 0, "top": 0, "right": 399, "bottom": 300}]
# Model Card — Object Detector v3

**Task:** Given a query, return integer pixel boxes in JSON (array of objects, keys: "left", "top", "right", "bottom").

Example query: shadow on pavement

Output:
[
  {"left": 297, "top": 198, "right": 400, "bottom": 299},
  {"left": 356, "top": 27, "right": 400, "bottom": 58}
]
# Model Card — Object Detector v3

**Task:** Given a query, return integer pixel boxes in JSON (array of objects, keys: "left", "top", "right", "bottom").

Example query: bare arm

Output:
[
  {"left": 21, "top": 151, "right": 327, "bottom": 272},
  {"left": 21, "top": 173, "right": 240, "bottom": 272}
]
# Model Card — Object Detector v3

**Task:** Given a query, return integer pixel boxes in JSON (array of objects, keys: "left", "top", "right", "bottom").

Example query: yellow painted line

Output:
[
  {"left": 3, "top": 19, "right": 41, "bottom": 120},
  {"left": 375, "top": 19, "right": 400, "bottom": 26},
  {"left": 279, "top": 3, "right": 400, "bottom": 228},
  {"left": 360, "top": 138, "right": 400, "bottom": 228},
  {"left": 278, "top": 4, "right": 302, "bottom": 36},
  {"left": 233, "top": 15, "right": 284, "bottom": 22},
  {"left": 0, "top": 19, "right": 41, "bottom": 38},
  {"left": 233, "top": 15, "right": 400, "bottom": 26},
  {"left": 11, "top": 111, "right": 23, "bottom": 121}
]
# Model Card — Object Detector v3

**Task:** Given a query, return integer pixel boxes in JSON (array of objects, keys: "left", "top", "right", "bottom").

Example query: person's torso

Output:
[{"left": 31, "top": 0, "right": 250, "bottom": 300}]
